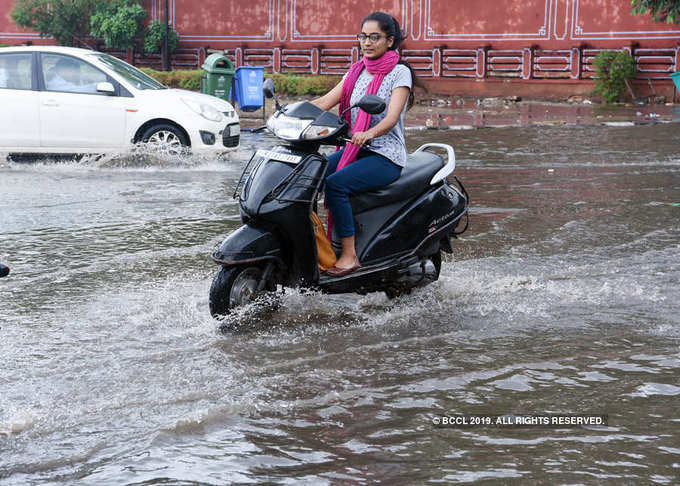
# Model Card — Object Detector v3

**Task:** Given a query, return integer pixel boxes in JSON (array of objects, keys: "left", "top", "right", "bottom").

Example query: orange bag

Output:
[{"left": 311, "top": 212, "right": 337, "bottom": 271}]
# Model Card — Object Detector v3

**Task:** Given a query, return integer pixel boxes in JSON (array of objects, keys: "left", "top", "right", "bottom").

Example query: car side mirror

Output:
[
  {"left": 262, "top": 78, "right": 275, "bottom": 99},
  {"left": 96, "top": 81, "right": 116, "bottom": 95},
  {"left": 355, "top": 94, "right": 386, "bottom": 115}
]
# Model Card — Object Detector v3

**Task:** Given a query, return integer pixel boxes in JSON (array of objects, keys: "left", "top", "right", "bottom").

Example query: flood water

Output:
[{"left": 1, "top": 123, "right": 679, "bottom": 484}]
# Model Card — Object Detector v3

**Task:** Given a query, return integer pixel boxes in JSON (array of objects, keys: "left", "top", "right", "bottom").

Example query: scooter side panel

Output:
[
  {"left": 348, "top": 200, "right": 409, "bottom": 260},
  {"left": 358, "top": 183, "right": 467, "bottom": 264}
]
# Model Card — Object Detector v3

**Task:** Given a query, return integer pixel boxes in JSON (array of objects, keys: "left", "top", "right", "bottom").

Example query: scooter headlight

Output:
[
  {"left": 267, "top": 112, "right": 313, "bottom": 140},
  {"left": 301, "top": 124, "right": 338, "bottom": 140}
]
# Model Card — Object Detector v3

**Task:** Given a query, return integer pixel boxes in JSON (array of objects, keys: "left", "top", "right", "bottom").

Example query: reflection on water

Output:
[{"left": 1, "top": 125, "right": 679, "bottom": 484}]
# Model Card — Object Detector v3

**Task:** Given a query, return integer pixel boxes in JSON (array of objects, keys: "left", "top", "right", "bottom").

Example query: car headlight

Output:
[
  {"left": 267, "top": 112, "right": 312, "bottom": 140},
  {"left": 182, "top": 98, "right": 223, "bottom": 122},
  {"left": 301, "top": 124, "right": 339, "bottom": 140}
]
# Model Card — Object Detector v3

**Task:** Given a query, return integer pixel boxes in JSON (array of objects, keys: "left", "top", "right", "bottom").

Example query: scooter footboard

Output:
[{"left": 211, "top": 225, "right": 282, "bottom": 265}]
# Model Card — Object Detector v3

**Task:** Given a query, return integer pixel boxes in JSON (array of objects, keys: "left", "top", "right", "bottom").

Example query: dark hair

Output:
[{"left": 361, "top": 11, "right": 426, "bottom": 109}]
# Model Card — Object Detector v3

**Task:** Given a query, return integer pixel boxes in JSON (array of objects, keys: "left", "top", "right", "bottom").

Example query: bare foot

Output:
[{"left": 334, "top": 255, "right": 359, "bottom": 269}]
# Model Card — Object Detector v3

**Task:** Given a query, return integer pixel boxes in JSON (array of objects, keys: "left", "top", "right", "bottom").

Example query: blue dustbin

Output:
[{"left": 232, "top": 66, "right": 265, "bottom": 112}]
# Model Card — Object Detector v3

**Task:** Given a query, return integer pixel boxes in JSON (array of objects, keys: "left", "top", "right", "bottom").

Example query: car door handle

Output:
[{"left": 42, "top": 99, "right": 59, "bottom": 107}]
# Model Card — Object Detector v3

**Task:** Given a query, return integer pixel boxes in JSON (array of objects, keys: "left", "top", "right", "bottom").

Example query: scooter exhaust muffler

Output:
[{"left": 396, "top": 259, "right": 437, "bottom": 286}]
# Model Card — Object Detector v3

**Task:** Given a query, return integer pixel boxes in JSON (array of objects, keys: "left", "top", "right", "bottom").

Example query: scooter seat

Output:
[{"left": 350, "top": 150, "right": 443, "bottom": 214}]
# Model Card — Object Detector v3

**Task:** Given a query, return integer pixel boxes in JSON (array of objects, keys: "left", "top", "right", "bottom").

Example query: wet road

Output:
[{"left": 1, "top": 123, "right": 679, "bottom": 484}]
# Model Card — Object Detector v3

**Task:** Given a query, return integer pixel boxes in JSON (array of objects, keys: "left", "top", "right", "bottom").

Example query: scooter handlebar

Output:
[{"left": 338, "top": 137, "right": 372, "bottom": 147}]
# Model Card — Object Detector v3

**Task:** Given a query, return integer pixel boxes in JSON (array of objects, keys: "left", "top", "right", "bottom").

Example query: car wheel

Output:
[{"left": 140, "top": 124, "right": 189, "bottom": 157}]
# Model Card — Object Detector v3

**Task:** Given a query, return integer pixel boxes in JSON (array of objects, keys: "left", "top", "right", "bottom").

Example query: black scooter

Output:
[{"left": 209, "top": 79, "right": 469, "bottom": 319}]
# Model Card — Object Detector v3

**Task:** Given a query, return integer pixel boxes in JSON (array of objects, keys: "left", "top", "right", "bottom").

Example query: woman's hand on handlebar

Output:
[{"left": 350, "top": 130, "right": 375, "bottom": 147}]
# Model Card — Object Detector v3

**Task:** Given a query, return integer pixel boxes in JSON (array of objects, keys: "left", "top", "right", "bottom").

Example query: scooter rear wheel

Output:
[{"left": 209, "top": 265, "right": 265, "bottom": 318}]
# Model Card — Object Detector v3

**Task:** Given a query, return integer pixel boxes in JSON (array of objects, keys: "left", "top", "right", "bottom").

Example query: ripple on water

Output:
[
  {"left": 2, "top": 123, "right": 680, "bottom": 484},
  {"left": 630, "top": 383, "right": 680, "bottom": 397}
]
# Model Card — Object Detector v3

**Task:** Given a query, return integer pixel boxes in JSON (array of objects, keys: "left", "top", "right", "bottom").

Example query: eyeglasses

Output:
[{"left": 356, "top": 33, "right": 387, "bottom": 43}]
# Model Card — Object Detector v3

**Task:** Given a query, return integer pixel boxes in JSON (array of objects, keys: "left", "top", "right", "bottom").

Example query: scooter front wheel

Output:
[{"left": 209, "top": 265, "right": 271, "bottom": 318}]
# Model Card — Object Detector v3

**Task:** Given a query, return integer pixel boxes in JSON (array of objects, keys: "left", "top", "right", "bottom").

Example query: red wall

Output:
[{"left": 4, "top": 0, "right": 680, "bottom": 97}]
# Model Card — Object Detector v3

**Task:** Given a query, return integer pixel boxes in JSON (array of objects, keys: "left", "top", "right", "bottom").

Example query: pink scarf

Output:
[
  {"left": 327, "top": 50, "right": 400, "bottom": 239},
  {"left": 337, "top": 50, "right": 400, "bottom": 171}
]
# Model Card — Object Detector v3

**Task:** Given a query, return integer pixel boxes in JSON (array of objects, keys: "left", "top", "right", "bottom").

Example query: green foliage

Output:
[
  {"left": 631, "top": 0, "right": 680, "bottom": 23},
  {"left": 140, "top": 68, "right": 202, "bottom": 90},
  {"left": 90, "top": 0, "right": 146, "bottom": 51},
  {"left": 143, "top": 20, "right": 179, "bottom": 54},
  {"left": 139, "top": 68, "right": 339, "bottom": 96},
  {"left": 592, "top": 50, "right": 637, "bottom": 103},
  {"left": 11, "top": 0, "right": 96, "bottom": 46},
  {"left": 267, "top": 73, "right": 340, "bottom": 96}
]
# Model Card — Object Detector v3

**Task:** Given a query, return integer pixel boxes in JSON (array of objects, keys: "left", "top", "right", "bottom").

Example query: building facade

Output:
[{"left": 3, "top": 0, "right": 680, "bottom": 97}]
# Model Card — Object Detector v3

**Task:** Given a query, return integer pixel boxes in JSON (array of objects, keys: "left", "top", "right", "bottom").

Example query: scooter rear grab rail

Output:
[{"left": 414, "top": 143, "right": 456, "bottom": 185}]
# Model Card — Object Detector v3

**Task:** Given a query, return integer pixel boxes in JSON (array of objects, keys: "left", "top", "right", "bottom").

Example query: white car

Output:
[{"left": 0, "top": 46, "right": 240, "bottom": 157}]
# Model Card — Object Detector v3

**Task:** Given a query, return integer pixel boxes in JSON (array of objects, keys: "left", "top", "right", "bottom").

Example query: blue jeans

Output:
[{"left": 324, "top": 148, "right": 402, "bottom": 238}]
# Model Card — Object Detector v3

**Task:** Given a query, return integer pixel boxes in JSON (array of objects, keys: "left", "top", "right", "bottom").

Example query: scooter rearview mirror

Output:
[
  {"left": 262, "top": 78, "right": 275, "bottom": 99},
  {"left": 356, "top": 94, "right": 386, "bottom": 115},
  {"left": 341, "top": 94, "right": 386, "bottom": 118},
  {"left": 262, "top": 78, "right": 281, "bottom": 111}
]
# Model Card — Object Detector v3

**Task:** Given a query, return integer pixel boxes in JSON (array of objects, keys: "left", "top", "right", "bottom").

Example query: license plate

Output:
[
  {"left": 229, "top": 124, "right": 240, "bottom": 137},
  {"left": 255, "top": 149, "right": 301, "bottom": 164}
]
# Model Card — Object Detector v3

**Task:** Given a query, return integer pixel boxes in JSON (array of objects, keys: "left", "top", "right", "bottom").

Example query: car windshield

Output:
[{"left": 92, "top": 54, "right": 167, "bottom": 90}]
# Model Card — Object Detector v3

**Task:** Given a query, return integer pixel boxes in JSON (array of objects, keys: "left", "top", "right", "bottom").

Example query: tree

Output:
[
  {"left": 11, "top": 0, "right": 97, "bottom": 47},
  {"left": 631, "top": 0, "right": 680, "bottom": 23},
  {"left": 90, "top": 0, "right": 147, "bottom": 51},
  {"left": 143, "top": 20, "right": 179, "bottom": 54}
]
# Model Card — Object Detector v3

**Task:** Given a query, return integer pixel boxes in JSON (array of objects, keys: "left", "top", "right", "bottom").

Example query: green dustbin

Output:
[{"left": 201, "top": 53, "right": 235, "bottom": 101}]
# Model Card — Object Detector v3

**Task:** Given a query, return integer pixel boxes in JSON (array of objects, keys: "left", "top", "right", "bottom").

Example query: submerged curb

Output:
[{"left": 402, "top": 119, "right": 674, "bottom": 131}]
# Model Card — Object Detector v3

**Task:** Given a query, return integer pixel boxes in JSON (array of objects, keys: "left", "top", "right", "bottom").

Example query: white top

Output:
[{"left": 346, "top": 63, "right": 412, "bottom": 167}]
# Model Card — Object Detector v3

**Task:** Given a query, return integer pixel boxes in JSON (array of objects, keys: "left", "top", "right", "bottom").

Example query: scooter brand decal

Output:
[
  {"left": 255, "top": 149, "right": 301, "bottom": 164},
  {"left": 429, "top": 208, "right": 460, "bottom": 230},
  {"left": 427, "top": 186, "right": 463, "bottom": 230},
  {"left": 429, "top": 214, "right": 453, "bottom": 228}
]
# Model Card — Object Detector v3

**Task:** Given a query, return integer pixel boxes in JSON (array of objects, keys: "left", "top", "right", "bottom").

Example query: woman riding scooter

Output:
[
  {"left": 311, "top": 11, "right": 423, "bottom": 276},
  {"left": 209, "top": 14, "right": 468, "bottom": 319}
]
